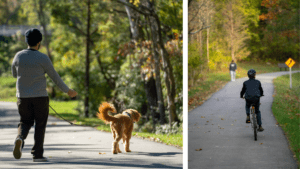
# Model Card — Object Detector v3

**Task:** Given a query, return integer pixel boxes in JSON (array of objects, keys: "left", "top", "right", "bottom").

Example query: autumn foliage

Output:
[{"left": 259, "top": 0, "right": 279, "bottom": 20}]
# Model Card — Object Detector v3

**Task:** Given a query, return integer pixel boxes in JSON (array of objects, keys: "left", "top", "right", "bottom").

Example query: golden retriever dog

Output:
[{"left": 97, "top": 102, "right": 141, "bottom": 154}]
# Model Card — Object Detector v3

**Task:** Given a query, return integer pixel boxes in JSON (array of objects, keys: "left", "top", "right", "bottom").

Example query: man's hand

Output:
[{"left": 68, "top": 89, "right": 78, "bottom": 98}]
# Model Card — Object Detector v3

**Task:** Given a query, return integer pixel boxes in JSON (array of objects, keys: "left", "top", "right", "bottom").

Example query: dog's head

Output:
[{"left": 122, "top": 109, "right": 141, "bottom": 122}]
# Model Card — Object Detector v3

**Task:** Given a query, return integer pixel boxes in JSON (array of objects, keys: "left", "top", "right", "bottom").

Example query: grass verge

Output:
[
  {"left": 272, "top": 73, "right": 300, "bottom": 164},
  {"left": 188, "top": 61, "right": 300, "bottom": 111},
  {"left": 0, "top": 76, "right": 182, "bottom": 148},
  {"left": 0, "top": 76, "right": 17, "bottom": 102}
]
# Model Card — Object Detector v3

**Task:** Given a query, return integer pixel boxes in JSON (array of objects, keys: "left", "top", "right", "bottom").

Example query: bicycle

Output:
[
  {"left": 243, "top": 97, "right": 261, "bottom": 141},
  {"left": 250, "top": 103, "right": 258, "bottom": 141}
]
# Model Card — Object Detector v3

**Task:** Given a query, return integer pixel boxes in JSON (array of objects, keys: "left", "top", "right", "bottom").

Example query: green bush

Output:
[{"left": 155, "top": 122, "right": 182, "bottom": 135}]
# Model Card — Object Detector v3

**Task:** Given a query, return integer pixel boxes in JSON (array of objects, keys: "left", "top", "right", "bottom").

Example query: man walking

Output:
[
  {"left": 229, "top": 60, "right": 237, "bottom": 81},
  {"left": 11, "top": 28, "right": 77, "bottom": 162}
]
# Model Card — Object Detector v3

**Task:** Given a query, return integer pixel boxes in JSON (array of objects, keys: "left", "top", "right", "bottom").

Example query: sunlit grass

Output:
[
  {"left": 272, "top": 73, "right": 300, "bottom": 164},
  {"left": 0, "top": 76, "right": 17, "bottom": 102},
  {"left": 132, "top": 132, "right": 183, "bottom": 147}
]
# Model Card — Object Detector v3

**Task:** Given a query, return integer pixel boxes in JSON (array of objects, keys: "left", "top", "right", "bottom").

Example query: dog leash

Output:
[{"left": 49, "top": 104, "right": 78, "bottom": 126}]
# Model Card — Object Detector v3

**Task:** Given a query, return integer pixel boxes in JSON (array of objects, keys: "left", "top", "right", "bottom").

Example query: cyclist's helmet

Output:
[{"left": 247, "top": 69, "right": 256, "bottom": 79}]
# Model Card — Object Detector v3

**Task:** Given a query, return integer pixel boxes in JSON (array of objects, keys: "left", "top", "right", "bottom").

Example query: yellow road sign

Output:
[{"left": 285, "top": 58, "right": 296, "bottom": 68}]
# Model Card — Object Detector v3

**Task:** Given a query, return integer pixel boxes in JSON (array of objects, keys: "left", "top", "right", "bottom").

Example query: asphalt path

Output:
[
  {"left": 188, "top": 71, "right": 300, "bottom": 169},
  {"left": 0, "top": 102, "right": 182, "bottom": 169}
]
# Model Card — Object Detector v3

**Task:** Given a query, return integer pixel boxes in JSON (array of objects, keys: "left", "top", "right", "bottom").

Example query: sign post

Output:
[{"left": 285, "top": 58, "right": 296, "bottom": 89}]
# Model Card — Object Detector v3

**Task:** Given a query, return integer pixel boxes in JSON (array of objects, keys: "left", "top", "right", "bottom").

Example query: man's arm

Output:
[
  {"left": 11, "top": 56, "right": 17, "bottom": 78},
  {"left": 41, "top": 54, "right": 70, "bottom": 93},
  {"left": 259, "top": 81, "right": 264, "bottom": 96}
]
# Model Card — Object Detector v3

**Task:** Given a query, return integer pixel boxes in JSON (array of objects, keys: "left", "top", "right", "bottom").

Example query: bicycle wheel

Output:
[{"left": 252, "top": 107, "right": 257, "bottom": 141}]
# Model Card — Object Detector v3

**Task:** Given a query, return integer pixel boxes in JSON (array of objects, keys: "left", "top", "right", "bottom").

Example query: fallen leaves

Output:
[
  {"left": 221, "top": 118, "right": 224, "bottom": 120},
  {"left": 195, "top": 148, "right": 202, "bottom": 151},
  {"left": 188, "top": 81, "right": 227, "bottom": 111},
  {"left": 201, "top": 116, "right": 205, "bottom": 118},
  {"left": 99, "top": 152, "right": 106, "bottom": 155},
  {"left": 259, "top": 143, "right": 263, "bottom": 145}
]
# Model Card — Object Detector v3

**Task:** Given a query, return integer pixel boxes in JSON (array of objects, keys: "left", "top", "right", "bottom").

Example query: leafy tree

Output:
[
  {"left": 0, "top": 36, "right": 13, "bottom": 74},
  {"left": 0, "top": 0, "right": 26, "bottom": 25},
  {"left": 115, "top": 0, "right": 181, "bottom": 126},
  {"left": 49, "top": 0, "right": 110, "bottom": 117},
  {"left": 258, "top": 0, "right": 300, "bottom": 61}
]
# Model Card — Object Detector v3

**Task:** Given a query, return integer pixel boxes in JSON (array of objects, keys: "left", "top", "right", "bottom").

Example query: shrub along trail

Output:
[
  {"left": 0, "top": 102, "right": 182, "bottom": 169},
  {"left": 188, "top": 71, "right": 299, "bottom": 169}
]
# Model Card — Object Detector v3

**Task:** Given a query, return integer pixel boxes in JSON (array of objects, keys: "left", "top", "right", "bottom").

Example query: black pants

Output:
[
  {"left": 245, "top": 98, "right": 262, "bottom": 126},
  {"left": 16, "top": 97, "right": 49, "bottom": 157}
]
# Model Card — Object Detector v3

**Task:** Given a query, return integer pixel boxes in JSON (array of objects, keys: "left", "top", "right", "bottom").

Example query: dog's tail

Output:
[{"left": 97, "top": 102, "right": 117, "bottom": 123}]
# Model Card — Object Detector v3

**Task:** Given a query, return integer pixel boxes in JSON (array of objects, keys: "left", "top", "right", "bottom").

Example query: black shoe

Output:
[
  {"left": 13, "top": 138, "right": 23, "bottom": 159},
  {"left": 246, "top": 116, "right": 250, "bottom": 123},
  {"left": 33, "top": 156, "right": 48, "bottom": 162},
  {"left": 258, "top": 126, "right": 264, "bottom": 132}
]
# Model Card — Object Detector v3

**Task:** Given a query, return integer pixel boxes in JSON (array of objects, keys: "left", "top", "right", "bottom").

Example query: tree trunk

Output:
[
  {"left": 121, "top": 0, "right": 144, "bottom": 41},
  {"left": 148, "top": 16, "right": 166, "bottom": 125},
  {"left": 230, "top": 2, "right": 235, "bottom": 61},
  {"left": 153, "top": 13, "right": 179, "bottom": 127},
  {"left": 84, "top": 0, "right": 91, "bottom": 117},
  {"left": 199, "top": 30, "right": 202, "bottom": 58},
  {"left": 206, "top": 4, "right": 209, "bottom": 71},
  {"left": 144, "top": 75, "right": 159, "bottom": 129}
]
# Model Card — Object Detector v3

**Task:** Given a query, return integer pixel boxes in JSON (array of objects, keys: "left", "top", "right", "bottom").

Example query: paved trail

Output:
[
  {"left": 0, "top": 102, "right": 182, "bottom": 169},
  {"left": 188, "top": 71, "right": 299, "bottom": 169}
]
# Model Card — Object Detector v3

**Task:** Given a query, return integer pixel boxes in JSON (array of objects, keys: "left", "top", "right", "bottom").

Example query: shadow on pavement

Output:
[
  {"left": 135, "top": 152, "right": 182, "bottom": 157},
  {"left": 0, "top": 156, "right": 182, "bottom": 168}
]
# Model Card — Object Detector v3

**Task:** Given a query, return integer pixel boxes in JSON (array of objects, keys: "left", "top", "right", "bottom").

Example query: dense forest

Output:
[
  {"left": 188, "top": 0, "right": 299, "bottom": 84},
  {"left": 0, "top": 0, "right": 183, "bottom": 133}
]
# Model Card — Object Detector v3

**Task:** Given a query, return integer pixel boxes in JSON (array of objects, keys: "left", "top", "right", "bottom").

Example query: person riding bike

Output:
[{"left": 240, "top": 69, "right": 264, "bottom": 132}]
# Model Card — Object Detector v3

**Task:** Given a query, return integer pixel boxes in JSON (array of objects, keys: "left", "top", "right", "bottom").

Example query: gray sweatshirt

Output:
[{"left": 11, "top": 49, "right": 69, "bottom": 98}]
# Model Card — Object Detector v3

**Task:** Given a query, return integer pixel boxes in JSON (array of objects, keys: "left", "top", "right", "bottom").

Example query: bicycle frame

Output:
[{"left": 250, "top": 105, "right": 257, "bottom": 141}]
